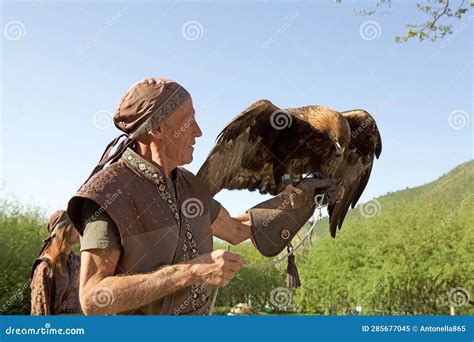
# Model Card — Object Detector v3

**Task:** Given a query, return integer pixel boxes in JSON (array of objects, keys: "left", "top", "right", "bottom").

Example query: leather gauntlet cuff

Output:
[{"left": 247, "top": 192, "right": 315, "bottom": 257}]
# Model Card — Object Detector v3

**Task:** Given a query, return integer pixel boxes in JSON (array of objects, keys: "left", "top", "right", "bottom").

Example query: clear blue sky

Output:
[{"left": 1, "top": 0, "right": 472, "bottom": 216}]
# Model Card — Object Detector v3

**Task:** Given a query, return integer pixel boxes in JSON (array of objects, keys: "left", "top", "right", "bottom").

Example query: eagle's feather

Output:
[{"left": 197, "top": 101, "right": 382, "bottom": 236}]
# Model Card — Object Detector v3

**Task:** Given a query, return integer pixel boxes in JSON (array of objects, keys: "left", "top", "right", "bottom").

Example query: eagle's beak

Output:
[{"left": 335, "top": 142, "right": 344, "bottom": 156}]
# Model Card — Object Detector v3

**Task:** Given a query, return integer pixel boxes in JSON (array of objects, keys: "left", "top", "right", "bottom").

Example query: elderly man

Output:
[{"left": 68, "top": 77, "right": 335, "bottom": 315}]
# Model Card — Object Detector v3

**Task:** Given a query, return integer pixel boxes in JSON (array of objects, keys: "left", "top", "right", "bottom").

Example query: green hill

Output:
[
  {"left": 216, "top": 160, "right": 473, "bottom": 314},
  {"left": 293, "top": 160, "right": 474, "bottom": 315}
]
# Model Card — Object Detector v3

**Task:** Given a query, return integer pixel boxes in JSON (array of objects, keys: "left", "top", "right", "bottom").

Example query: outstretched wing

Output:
[
  {"left": 197, "top": 101, "right": 339, "bottom": 196},
  {"left": 327, "top": 109, "right": 382, "bottom": 237},
  {"left": 197, "top": 99, "right": 281, "bottom": 196}
]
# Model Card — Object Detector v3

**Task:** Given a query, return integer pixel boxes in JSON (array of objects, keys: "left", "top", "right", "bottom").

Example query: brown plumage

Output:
[
  {"left": 198, "top": 99, "right": 351, "bottom": 195},
  {"left": 327, "top": 109, "right": 382, "bottom": 237},
  {"left": 197, "top": 100, "right": 382, "bottom": 236}
]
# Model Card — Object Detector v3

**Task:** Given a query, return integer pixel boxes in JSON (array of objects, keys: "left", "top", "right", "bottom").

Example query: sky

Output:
[{"left": 1, "top": 0, "right": 472, "bottom": 217}]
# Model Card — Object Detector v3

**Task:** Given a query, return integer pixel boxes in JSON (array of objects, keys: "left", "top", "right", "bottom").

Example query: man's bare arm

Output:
[
  {"left": 79, "top": 248, "right": 243, "bottom": 315},
  {"left": 211, "top": 206, "right": 251, "bottom": 245}
]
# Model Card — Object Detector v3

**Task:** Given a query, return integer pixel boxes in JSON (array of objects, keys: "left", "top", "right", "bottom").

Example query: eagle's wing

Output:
[
  {"left": 197, "top": 99, "right": 281, "bottom": 196},
  {"left": 197, "top": 101, "right": 337, "bottom": 196},
  {"left": 327, "top": 109, "right": 382, "bottom": 237}
]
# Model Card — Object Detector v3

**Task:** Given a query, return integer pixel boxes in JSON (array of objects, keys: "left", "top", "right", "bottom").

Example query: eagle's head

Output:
[
  {"left": 311, "top": 106, "right": 351, "bottom": 156},
  {"left": 329, "top": 114, "right": 351, "bottom": 156}
]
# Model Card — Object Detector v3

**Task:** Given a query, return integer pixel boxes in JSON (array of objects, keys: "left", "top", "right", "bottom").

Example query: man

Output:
[{"left": 67, "top": 77, "right": 337, "bottom": 315}]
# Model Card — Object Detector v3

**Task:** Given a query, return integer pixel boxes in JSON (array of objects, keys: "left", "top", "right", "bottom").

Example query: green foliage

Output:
[
  {"left": 292, "top": 160, "right": 474, "bottom": 315},
  {"left": 337, "top": 0, "right": 472, "bottom": 43},
  {"left": 213, "top": 241, "right": 286, "bottom": 309},
  {"left": 213, "top": 161, "right": 473, "bottom": 315},
  {"left": 0, "top": 200, "right": 47, "bottom": 315}
]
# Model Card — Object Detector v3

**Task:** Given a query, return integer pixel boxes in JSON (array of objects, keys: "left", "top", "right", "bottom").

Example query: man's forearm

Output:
[
  {"left": 82, "top": 263, "right": 196, "bottom": 315},
  {"left": 211, "top": 207, "right": 252, "bottom": 245},
  {"left": 230, "top": 214, "right": 252, "bottom": 244}
]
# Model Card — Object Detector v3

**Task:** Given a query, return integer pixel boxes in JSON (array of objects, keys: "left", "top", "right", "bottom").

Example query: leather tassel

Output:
[{"left": 286, "top": 246, "right": 301, "bottom": 288}]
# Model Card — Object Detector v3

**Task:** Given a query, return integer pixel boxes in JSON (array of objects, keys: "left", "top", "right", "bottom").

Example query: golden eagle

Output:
[{"left": 197, "top": 99, "right": 382, "bottom": 237}]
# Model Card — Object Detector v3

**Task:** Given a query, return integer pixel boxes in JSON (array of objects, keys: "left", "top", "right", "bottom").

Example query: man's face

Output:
[{"left": 160, "top": 97, "right": 202, "bottom": 166}]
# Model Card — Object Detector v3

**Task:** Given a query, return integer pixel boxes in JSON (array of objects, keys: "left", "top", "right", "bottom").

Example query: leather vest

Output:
[{"left": 68, "top": 148, "right": 214, "bottom": 315}]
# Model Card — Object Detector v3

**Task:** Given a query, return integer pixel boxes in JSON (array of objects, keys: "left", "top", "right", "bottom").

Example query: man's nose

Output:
[{"left": 193, "top": 120, "right": 202, "bottom": 138}]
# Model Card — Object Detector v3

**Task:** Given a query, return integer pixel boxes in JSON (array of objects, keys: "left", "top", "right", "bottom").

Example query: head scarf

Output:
[
  {"left": 36, "top": 210, "right": 73, "bottom": 258},
  {"left": 83, "top": 77, "right": 191, "bottom": 184},
  {"left": 47, "top": 210, "right": 72, "bottom": 237}
]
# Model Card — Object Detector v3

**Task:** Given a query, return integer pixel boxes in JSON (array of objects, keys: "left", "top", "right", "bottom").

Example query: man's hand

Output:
[
  {"left": 186, "top": 249, "right": 244, "bottom": 288},
  {"left": 79, "top": 248, "right": 218, "bottom": 315},
  {"left": 211, "top": 206, "right": 252, "bottom": 245}
]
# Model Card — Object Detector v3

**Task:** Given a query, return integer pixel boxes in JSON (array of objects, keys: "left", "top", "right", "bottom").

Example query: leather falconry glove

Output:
[
  {"left": 247, "top": 177, "right": 342, "bottom": 258},
  {"left": 247, "top": 177, "right": 343, "bottom": 288}
]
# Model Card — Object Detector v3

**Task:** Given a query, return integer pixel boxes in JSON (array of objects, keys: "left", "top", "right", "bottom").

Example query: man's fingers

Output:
[
  {"left": 223, "top": 270, "right": 238, "bottom": 281},
  {"left": 233, "top": 214, "right": 249, "bottom": 222},
  {"left": 223, "top": 251, "right": 244, "bottom": 265},
  {"left": 225, "top": 260, "right": 243, "bottom": 272}
]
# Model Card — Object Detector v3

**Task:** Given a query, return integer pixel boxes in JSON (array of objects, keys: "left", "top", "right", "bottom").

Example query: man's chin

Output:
[{"left": 179, "top": 154, "right": 193, "bottom": 165}]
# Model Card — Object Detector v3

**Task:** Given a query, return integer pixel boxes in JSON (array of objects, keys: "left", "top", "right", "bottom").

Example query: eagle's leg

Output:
[
  {"left": 273, "top": 160, "right": 292, "bottom": 193},
  {"left": 308, "top": 171, "right": 324, "bottom": 179}
]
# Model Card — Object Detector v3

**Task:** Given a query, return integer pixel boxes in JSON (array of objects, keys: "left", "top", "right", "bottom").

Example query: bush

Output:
[{"left": 0, "top": 200, "right": 47, "bottom": 315}]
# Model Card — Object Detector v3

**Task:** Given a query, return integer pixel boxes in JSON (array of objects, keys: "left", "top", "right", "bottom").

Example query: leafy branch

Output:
[{"left": 335, "top": 0, "right": 473, "bottom": 43}]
